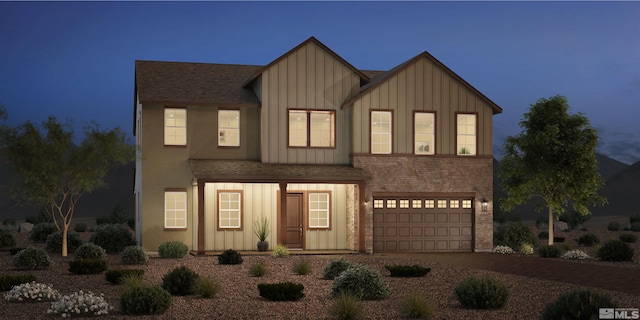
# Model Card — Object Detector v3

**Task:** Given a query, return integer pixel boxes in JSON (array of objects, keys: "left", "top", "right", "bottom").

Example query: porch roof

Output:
[{"left": 189, "top": 159, "right": 371, "bottom": 183}]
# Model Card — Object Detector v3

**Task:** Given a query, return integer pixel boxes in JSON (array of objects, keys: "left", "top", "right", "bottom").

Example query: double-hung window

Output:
[
  {"left": 288, "top": 110, "right": 335, "bottom": 147},
  {"left": 218, "top": 110, "right": 240, "bottom": 147},
  {"left": 371, "top": 111, "right": 392, "bottom": 154},
  {"left": 218, "top": 191, "right": 242, "bottom": 230},
  {"left": 164, "top": 108, "right": 186, "bottom": 146},
  {"left": 308, "top": 192, "right": 330, "bottom": 229},
  {"left": 414, "top": 112, "right": 435, "bottom": 155},
  {"left": 164, "top": 190, "right": 187, "bottom": 229},
  {"left": 456, "top": 113, "right": 476, "bottom": 155}
]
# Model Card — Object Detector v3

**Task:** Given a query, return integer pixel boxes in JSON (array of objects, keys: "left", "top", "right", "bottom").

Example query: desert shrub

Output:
[
  {"left": 292, "top": 259, "right": 312, "bottom": 275},
  {"left": 25, "top": 210, "right": 53, "bottom": 225},
  {"left": 399, "top": 292, "right": 435, "bottom": 319},
  {"left": 328, "top": 291, "right": 364, "bottom": 320},
  {"left": 597, "top": 239, "right": 634, "bottom": 261},
  {"left": 577, "top": 233, "right": 600, "bottom": 246},
  {"left": 9, "top": 247, "right": 25, "bottom": 255},
  {"left": 157, "top": 240, "right": 189, "bottom": 258},
  {"left": 11, "top": 246, "right": 53, "bottom": 270},
  {"left": 29, "top": 222, "right": 56, "bottom": 242},
  {"left": 96, "top": 204, "right": 130, "bottom": 226},
  {"left": 4, "top": 281, "right": 60, "bottom": 302},
  {"left": 69, "top": 258, "right": 107, "bottom": 275},
  {"left": 0, "top": 274, "right": 36, "bottom": 291},
  {"left": 322, "top": 256, "right": 357, "bottom": 280},
  {"left": 537, "top": 231, "right": 548, "bottom": 240},
  {"left": 619, "top": 233, "right": 638, "bottom": 243},
  {"left": 120, "top": 285, "right": 172, "bottom": 315},
  {"left": 218, "top": 249, "right": 243, "bottom": 265},
  {"left": 558, "top": 210, "right": 590, "bottom": 230},
  {"left": 631, "top": 222, "right": 640, "bottom": 232},
  {"left": 161, "top": 265, "right": 199, "bottom": 296},
  {"left": 492, "top": 245, "right": 515, "bottom": 254},
  {"left": 74, "top": 242, "right": 107, "bottom": 260},
  {"left": 90, "top": 223, "right": 135, "bottom": 253},
  {"left": 272, "top": 244, "right": 290, "bottom": 257},
  {"left": 257, "top": 282, "right": 304, "bottom": 301},
  {"left": 105, "top": 269, "right": 144, "bottom": 284},
  {"left": 561, "top": 249, "right": 590, "bottom": 260},
  {"left": 454, "top": 276, "right": 509, "bottom": 309},
  {"left": 47, "top": 290, "right": 113, "bottom": 317},
  {"left": 248, "top": 261, "right": 269, "bottom": 277},
  {"left": 193, "top": 275, "right": 221, "bottom": 298},
  {"left": 519, "top": 243, "right": 534, "bottom": 255},
  {"left": 607, "top": 221, "right": 621, "bottom": 231},
  {"left": 630, "top": 214, "right": 640, "bottom": 224},
  {"left": 494, "top": 221, "right": 537, "bottom": 251},
  {"left": 120, "top": 246, "right": 149, "bottom": 265},
  {"left": 331, "top": 265, "right": 390, "bottom": 300},
  {"left": 538, "top": 245, "right": 561, "bottom": 258},
  {"left": 0, "top": 227, "right": 16, "bottom": 248},
  {"left": 384, "top": 265, "right": 431, "bottom": 277},
  {"left": 540, "top": 289, "right": 617, "bottom": 320},
  {"left": 73, "top": 222, "right": 88, "bottom": 233},
  {"left": 45, "top": 232, "right": 83, "bottom": 253}
]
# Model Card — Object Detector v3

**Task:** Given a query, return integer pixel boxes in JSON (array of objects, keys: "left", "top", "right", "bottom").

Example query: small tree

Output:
[
  {"left": 0, "top": 113, "right": 134, "bottom": 256},
  {"left": 499, "top": 95, "right": 605, "bottom": 245}
]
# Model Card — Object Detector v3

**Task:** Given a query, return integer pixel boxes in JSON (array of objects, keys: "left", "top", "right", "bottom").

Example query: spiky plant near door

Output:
[{"left": 253, "top": 215, "right": 271, "bottom": 251}]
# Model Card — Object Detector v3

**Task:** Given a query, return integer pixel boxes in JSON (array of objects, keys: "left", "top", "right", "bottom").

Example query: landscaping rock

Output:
[
  {"left": 18, "top": 222, "right": 33, "bottom": 233},
  {"left": 554, "top": 221, "right": 568, "bottom": 231}
]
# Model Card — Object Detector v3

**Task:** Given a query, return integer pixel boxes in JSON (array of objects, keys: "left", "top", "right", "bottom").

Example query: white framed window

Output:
[
  {"left": 218, "top": 110, "right": 240, "bottom": 147},
  {"left": 218, "top": 191, "right": 242, "bottom": 230},
  {"left": 373, "top": 199, "right": 384, "bottom": 209},
  {"left": 425, "top": 200, "right": 435, "bottom": 209},
  {"left": 386, "top": 199, "right": 397, "bottom": 208},
  {"left": 308, "top": 192, "right": 330, "bottom": 229},
  {"left": 371, "top": 111, "right": 392, "bottom": 154},
  {"left": 457, "top": 113, "right": 476, "bottom": 155},
  {"left": 399, "top": 200, "right": 410, "bottom": 208},
  {"left": 412, "top": 200, "right": 422, "bottom": 208},
  {"left": 288, "top": 110, "right": 335, "bottom": 147},
  {"left": 415, "top": 112, "right": 435, "bottom": 155},
  {"left": 164, "top": 108, "right": 187, "bottom": 146},
  {"left": 462, "top": 200, "right": 472, "bottom": 209},
  {"left": 450, "top": 200, "right": 460, "bottom": 208},
  {"left": 165, "top": 190, "right": 187, "bottom": 229},
  {"left": 437, "top": 200, "right": 448, "bottom": 209}
]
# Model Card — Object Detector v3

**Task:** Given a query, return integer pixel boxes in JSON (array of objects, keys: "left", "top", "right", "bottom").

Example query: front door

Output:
[{"left": 285, "top": 193, "right": 304, "bottom": 249}]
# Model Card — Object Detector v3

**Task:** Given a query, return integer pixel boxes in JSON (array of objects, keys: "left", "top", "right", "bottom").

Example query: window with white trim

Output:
[
  {"left": 288, "top": 110, "right": 335, "bottom": 147},
  {"left": 165, "top": 190, "right": 187, "bottom": 229},
  {"left": 371, "top": 111, "right": 392, "bottom": 154},
  {"left": 457, "top": 114, "right": 476, "bottom": 155},
  {"left": 218, "top": 110, "right": 240, "bottom": 147},
  {"left": 415, "top": 112, "right": 435, "bottom": 155},
  {"left": 218, "top": 191, "right": 242, "bottom": 229},
  {"left": 308, "top": 192, "right": 330, "bottom": 228},
  {"left": 164, "top": 108, "right": 186, "bottom": 145}
]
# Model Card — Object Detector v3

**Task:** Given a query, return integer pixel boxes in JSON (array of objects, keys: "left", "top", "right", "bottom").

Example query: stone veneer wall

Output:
[
  {"left": 352, "top": 155, "right": 494, "bottom": 253},
  {"left": 345, "top": 184, "right": 357, "bottom": 251}
]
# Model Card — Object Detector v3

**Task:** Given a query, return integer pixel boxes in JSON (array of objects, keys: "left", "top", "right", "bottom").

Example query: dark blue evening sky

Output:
[{"left": 1, "top": 1, "right": 638, "bottom": 163}]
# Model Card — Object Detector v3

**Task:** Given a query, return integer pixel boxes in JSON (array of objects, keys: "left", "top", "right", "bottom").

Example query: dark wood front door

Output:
[{"left": 285, "top": 193, "right": 304, "bottom": 249}]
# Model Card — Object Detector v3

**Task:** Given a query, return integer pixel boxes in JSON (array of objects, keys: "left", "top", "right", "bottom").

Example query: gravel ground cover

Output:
[{"left": 0, "top": 227, "right": 638, "bottom": 319}]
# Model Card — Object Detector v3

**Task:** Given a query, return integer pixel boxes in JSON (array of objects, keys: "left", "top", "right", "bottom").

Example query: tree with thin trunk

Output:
[
  {"left": 0, "top": 113, "right": 134, "bottom": 256},
  {"left": 499, "top": 95, "right": 605, "bottom": 245}
]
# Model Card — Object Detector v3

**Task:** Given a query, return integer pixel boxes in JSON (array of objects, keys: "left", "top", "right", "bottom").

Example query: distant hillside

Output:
[{"left": 494, "top": 153, "right": 637, "bottom": 220}]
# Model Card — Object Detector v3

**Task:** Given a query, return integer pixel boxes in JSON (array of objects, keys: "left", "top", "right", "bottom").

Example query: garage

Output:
[{"left": 373, "top": 196, "right": 474, "bottom": 252}]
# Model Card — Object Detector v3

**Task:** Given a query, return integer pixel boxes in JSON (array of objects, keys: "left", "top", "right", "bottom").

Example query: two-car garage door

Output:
[{"left": 373, "top": 196, "right": 474, "bottom": 252}]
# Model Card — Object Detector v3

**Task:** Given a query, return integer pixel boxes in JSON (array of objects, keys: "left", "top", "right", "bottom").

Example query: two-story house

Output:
[{"left": 133, "top": 37, "right": 502, "bottom": 254}]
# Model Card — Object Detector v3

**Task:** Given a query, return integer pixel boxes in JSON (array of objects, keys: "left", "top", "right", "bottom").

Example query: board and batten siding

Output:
[
  {"left": 260, "top": 41, "right": 361, "bottom": 164},
  {"left": 204, "top": 183, "right": 349, "bottom": 251},
  {"left": 351, "top": 57, "right": 493, "bottom": 156}
]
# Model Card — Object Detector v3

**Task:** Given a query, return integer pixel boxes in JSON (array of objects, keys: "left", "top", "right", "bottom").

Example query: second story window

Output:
[
  {"left": 288, "top": 110, "right": 335, "bottom": 148},
  {"left": 218, "top": 110, "right": 240, "bottom": 147},
  {"left": 415, "top": 112, "right": 435, "bottom": 155},
  {"left": 457, "top": 113, "right": 476, "bottom": 155},
  {"left": 371, "top": 111, "right": 392, "bottom": 154},
  {"left": 164, "top": 108, "right": 186, "bottom": 146}
]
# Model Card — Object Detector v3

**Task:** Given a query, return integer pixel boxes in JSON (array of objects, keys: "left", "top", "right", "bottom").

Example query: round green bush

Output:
[
  {"left": 218, "top": 249, "right": 243, "bottom": 265},
  {"left": 68, "top": 258, "right": 107, "bottom": 275},
  {"left": 11, "top": 246, "right": 53, "bottom": 270},
  {"left": 45, "top": 232, "right": 83, "bottom": 253},
  {"left": 158, "top": 240, "right": 189, "bottom": 258},
  {"left": 577, "top": 233, "right": 600, "bottom": 247},
  {"left": 120, "top": 246, "right": 149, "bottom": 265},
  {"left": 0, "top": 227, "right": 16, "bottom": 248},
  {"left": 494, "top": 221, "right": 537, "bottom": 251},
  {"left": 105, "top": 269, "right": 144, "bottom": 284},
  {"left": 74, "top": 242, "right": 106, "bottom": 260},
  {"left": 540, "top": 289, "right": 617, "bottom": 320},
  {"left": 454, "top": 276, "right": 509, "bottom": 309},
  {"left": 258, "top": 282, "right": 305, "bottom": 301},
  {"left": 73, "top": 222, "right": 88, "bottom": 233},
  {"left": 120, "top": 285, "right": 172, "bottom": 315},
  {"left": 597, "top": 239, "right": 634, "bottom": 261},
  {"left": 331, "top": 265, "right": 390, "bottom": 300},
  {"left": 0, "top": 274, "right": 37, "bottom": 291},
  {"left": 161, "top": 266, "right": 200, "bottom": 296},
  {"left": 619, "top": 233, "right": 638, "bottom": 243},
  {"left": 538, "top": 245, "right": 562, "bottom": 258},
  {"left": 29, "top": 222, "right": 57, "bottom": 242},
  {"left": 322, "top": 256, "right": 357, "bottom": 280},
  {"left": 607, "top": 221, "right": 621, "bottom": 231},
  {"left": 89, "top": 223, "right": 135, "bottom": 253},
  {"left": 385, "top": 265, "right": 431, "bottom": 277}
]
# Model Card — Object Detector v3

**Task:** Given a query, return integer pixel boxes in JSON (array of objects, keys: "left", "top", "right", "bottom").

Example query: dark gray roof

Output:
[{"left": 189, "top": 159, "right": 371, "bottom": 183}]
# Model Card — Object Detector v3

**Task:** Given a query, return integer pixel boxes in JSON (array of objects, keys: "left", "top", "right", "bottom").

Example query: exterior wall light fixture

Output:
[{"left": 481, "top": 198, "right": 489, "bottom": 212}]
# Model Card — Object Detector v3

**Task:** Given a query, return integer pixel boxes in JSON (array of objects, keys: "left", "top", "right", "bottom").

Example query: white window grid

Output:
[
  {"left": 425, "top": 200, "right": 435, "bottom": 209},
  {"left": 415, "top": 112, "right": 435, "bottom": 155},
  {"left": 457, "top": 114, "right": 476, "bottom": 155},
  {"left": 309, "top": 193, "right": 330, "bottom": 228},
  {"left": 371, "top": 111, "right": 391, "bottom": 154},
  {"left": 462, "top": 200, "right": 472, "bottom": 209},
  {"left": 218, "top": 110, "right": 240, "bottom": 147},
  {"left": 399, "top": 200, "right": 410, "bottom": 208},
  {"left": 219, "top": 192, "right": 241, "bottom": 228},
  {"left": 165, "top": 191, "right": 187, "bottom": 228},
  {"left": 412, "top": 200, "right": 422, "bottom": 208},
  {"left": 164, "top": 108, "right": 187, "bottom": 145},
  {"left": 437, "top": 200, "right": 447, "bottom": 209},
  {"left": 450, "top": 200, "right": 460, "bottom": 208}
]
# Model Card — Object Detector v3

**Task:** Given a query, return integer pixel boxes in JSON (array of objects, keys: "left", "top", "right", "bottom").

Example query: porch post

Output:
[
  {"left": 197, "top": 181, "right": 205, "bottom": 255},
  {"left": 358, "top": 182, "right": 366, "bottom": 253},
  {"left": 278, "top": 182, "right": 287, "bottom": 245}
]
